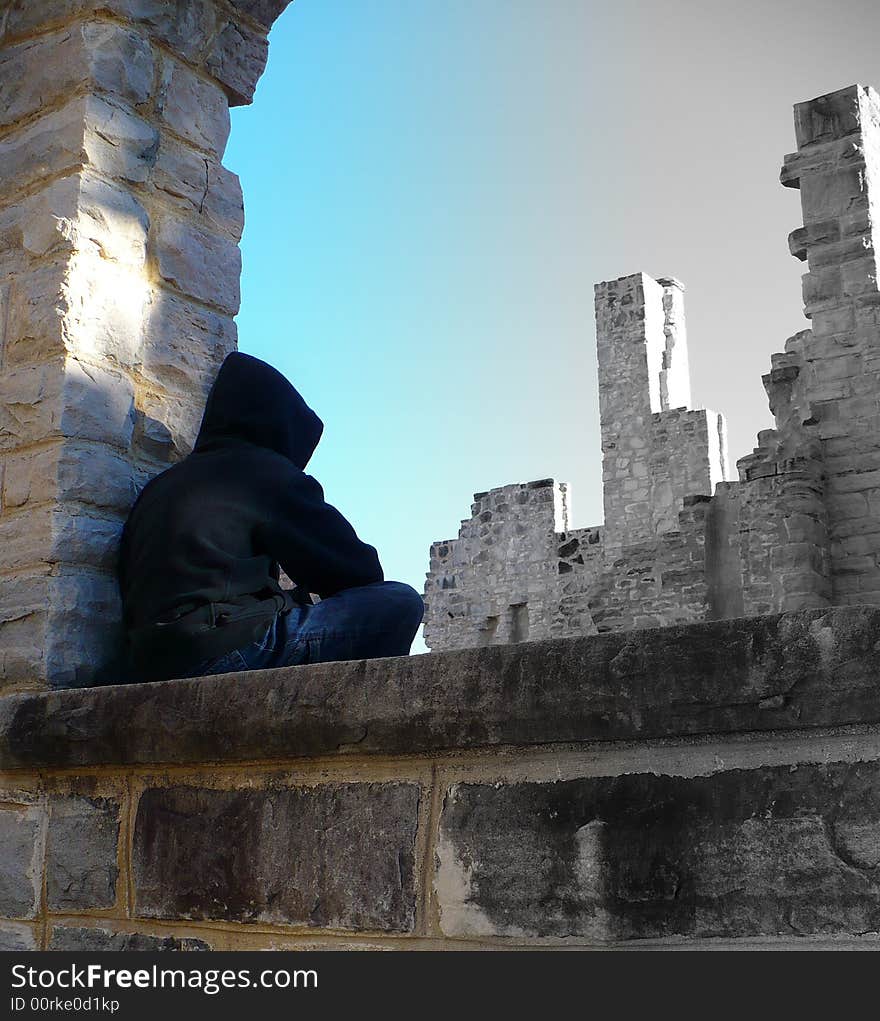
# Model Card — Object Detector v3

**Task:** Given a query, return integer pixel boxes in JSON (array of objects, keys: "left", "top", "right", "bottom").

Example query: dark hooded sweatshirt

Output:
[{"left": 118, "top": 353, "right": 383, "bottom": 682}]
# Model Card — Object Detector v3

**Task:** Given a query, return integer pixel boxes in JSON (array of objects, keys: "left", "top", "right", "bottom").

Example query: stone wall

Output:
[
  {"left": 424, "top": 84, "right": 880, "bottom": 652},
  {"left": 424, "top": 272, "right": 729, "bottom": 648},
  {"left": 0, "top": 0, "right": 291, "bottom": 692},
  {"left": 3, "top": 606, "right": 880, "bottom": 949}
]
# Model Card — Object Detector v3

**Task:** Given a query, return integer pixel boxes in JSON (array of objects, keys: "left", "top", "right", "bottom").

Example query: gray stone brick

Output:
[
  {"left": 436, "top": 761, "right": 880, "bottom": 941},
  {"left": 0, "top": 808, "right": 40, "bottom": 919},
  {"left": 46, "top": 796, "right": 120, "bottom": 911},
  {"left": 49, "top": 926, "right": 208, "bottom": 952},
  {"left": 0, "top": 921, "right": 37, "bottom": 951},
  {"left": 133, "top": 784, "right": 420, "bottom": 932}
]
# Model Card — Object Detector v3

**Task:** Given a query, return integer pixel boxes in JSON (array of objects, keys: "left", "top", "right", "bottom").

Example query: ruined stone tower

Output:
[{"left": 424, "top": 84, "right": 880, "bottom": 651}]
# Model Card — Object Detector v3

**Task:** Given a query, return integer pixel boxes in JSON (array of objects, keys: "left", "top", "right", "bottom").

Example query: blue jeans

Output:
[{"left": 186, "top": 581, "right": 424, "bottom": 676}]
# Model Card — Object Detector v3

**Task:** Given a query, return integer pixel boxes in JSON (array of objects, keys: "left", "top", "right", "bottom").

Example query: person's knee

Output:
[{"left": 380, "top": 581, "right": 424, "bottom": 628}]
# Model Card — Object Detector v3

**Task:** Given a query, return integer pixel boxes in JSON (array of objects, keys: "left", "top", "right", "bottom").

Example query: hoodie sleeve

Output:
[{"left": 257, "top": 467, "right": 383, "bottom": 598}]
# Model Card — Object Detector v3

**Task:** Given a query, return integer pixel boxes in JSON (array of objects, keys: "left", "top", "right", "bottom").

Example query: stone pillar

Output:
[
  {"left": 0, "top": 1, "right": 291, "bottom": 691},
  {"left": 596, "top": 273, "right": 666, "bottom": 549},
  {"left": 781, "top": 84, "right": 880, "bottom": 604},
  {"left": 596, "top": 273, "right": 727, "bottom": 550}
]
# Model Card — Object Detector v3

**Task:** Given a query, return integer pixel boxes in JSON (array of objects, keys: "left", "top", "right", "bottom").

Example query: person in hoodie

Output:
[{"left": 118, "top": 352, "right": 424, "bottom": 683}]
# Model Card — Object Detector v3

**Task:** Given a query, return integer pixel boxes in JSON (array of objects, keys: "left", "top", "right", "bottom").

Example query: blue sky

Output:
[{"left": 226, "top": 0, "right": 880, "bottom": 650}]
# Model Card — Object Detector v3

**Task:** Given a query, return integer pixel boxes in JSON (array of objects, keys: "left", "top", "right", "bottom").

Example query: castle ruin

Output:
[
  {"left": 424, "top": 84, "right": 880, "bottom": 651},
  {"left": 3, "top": 0, "right": 880, "bottom": 953}
]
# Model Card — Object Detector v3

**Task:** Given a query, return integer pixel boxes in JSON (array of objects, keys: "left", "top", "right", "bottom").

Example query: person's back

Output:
[{"left": 119, "top": 353, "right": 423, "bottom": 682}]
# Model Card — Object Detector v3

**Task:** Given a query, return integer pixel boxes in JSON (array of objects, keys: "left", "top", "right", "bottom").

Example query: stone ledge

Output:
[{"left": 2, "top": 605, "right": 880, "bottom": 770}]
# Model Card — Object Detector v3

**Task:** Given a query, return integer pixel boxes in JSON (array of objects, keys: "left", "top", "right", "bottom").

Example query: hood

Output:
[{"left": 193, "top": 352, "right": 324, "bottom": 470}]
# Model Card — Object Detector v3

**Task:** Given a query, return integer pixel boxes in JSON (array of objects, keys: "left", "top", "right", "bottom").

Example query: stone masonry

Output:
[
  {"left": 0, "top": 1, "right": 292, "bottom": 693},
  {"left": 3, "top": 605, "right": 880, "bottom": 949},
  {"left": 424, "top": 84, "right": 880, "bottom": 651}
]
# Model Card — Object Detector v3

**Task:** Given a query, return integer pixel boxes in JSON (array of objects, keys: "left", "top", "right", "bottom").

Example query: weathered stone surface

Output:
[
  {"left": 0, "top": 22, "right": 153, "bottom": 130},
  {"left": 151, "top": 138, "right": 244, "bottom": 240},
  {"left": 158, "top": 58, "right": 231, "bottom": 155},
  {"left": 227, "top": 0, "right": 294, "bottom": 30},
  {"left": 46, "top": 796, "right": 120, "bottom": 911},
  {"left": 83, "top": 95, "right": 160, "bottom": 184},
  {"left": 49, "top": 925, "right": 209, "bottom": 952},
  {"left": 45, "top": 571, "right": 124, "bottom": 689},
  {"left": 4, "top": 606, "right": 880, "bottom": 768},
  {"left": 134, "top": 387, "right": 204, "bottom": 459},
  {"left": 0, "top": 921, "right": 37, "bottom": 951},
  {"left": 5, "top": 1, "right": 222, "bottom": 65},
  {"left": 61, "top": 358, "right": 136, "bottom": 449},
  {"left": 152, "top": 216, "right": 242, "bottom": 313},
  {"left": 0, "top": 808, "right": 41, "bottom": 919},
  {"left": 0, "top": 103, "right": 84, "bottom": 202},
  {"left": 0, "top": 507, "right": 122, "bottom": 575},
  {"left": 205, "top": 18, "right": 269, "bottom": 106},
  {"left": 138, "top": 290, "right": 237, "bottom": 391},
  {"left": 436, "top": 761, "right": 880, "bottom": 940},
  {"left": 133, "top": 784, "right": 420, "bottom": 932},
  {"left": 0, "top": 94, "right": 157, "bottom": 200}
]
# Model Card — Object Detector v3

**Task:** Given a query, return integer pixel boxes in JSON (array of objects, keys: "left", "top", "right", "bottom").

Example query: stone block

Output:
[
  {"left": 60, "top": 357, "right": 136, "bottom": 449},
  {"left": 8, "top": 173, "right": 149, "bottom": 267},
  {"left": 151, "top": 138, "right": 244, "bottom": 240},
  {"left": 0, "top": 506, "right": 121, "bottom": 575},
  {"left": 10, "top": 606, "right": 880, "bottom": 768},
  {"left": 138, "top": 289, "right": 237, "bottom": 391},
  {"left": 46, "top": 571, "right": 124, "bottom": 689},
  {"left": 134, "top": 387, "right": 204, "bottom": 459},
  {"left": 152, "top": 216, "right": 241, "bottom": 314},
  {"left": 74, "top": 172, "right": 151, "bottom": 268},
  {"left": 0, "top": 362, "right": 64, "bottom": 453},
  {"left": 2, "top": 263, "right": 69, "bottom": 368},
  {"left": 53, "top": 510, "right": 125, "bottom": 572},
  {"left": 0, "top": 572, "right": 49, "bottom": 632},
  {"left": 799, "top": 169, "right": 868, "bottom": 222},
  {"left": 49, "top": 925, "right": 209, "bottom": 951},
  {"left": 117, "top": 0, "right": 221, "bottom": 64},
  {"left": 227, "top": 0, "right": 293, "bottom": 30},
  {"left": 80, "top": 20, "right": 155, "bottom": 104},
  {"left": 0, "top": 93, "right": 157, "bottom": 202},
  {"left": 132, "top": 784, "right": 420, "bottom": 932},
  {"left": 794, "top": 85, "right": 869, "bottom": 149},
  {"left": 3, "top": 447, "right": 56, "bottom": 510},
  {"left": 58, "top": 443, "right": 135, "bottom": 511},
  {"left": 205, "top": 18, "right": 269, "bottom": 106},
  {"left": 64, "top": 254, "right": 148, "bottom": 368},
  {"left": 158, "top": 58, "right": 231, "bottom": 156},
  {"left": 0, "top": 807, "right": 41, "bottom": 919},
  {"left": 6, "top": 1, "right": 228, "bottom": 65},
  {"left": 0, "top": 645, "right": 45, "bottom": 691},
  {"left": 0, "top": 572, "right": 49, "bottom": 688},
  {"left": 0, "top": 921, "right": 37, "bottom": 951},
  {"left": 83, "top": 95, "right": 160, "bottom": 184},
  {"left": 0, "top": 22, "right": 153, "bottom": 131},
  {"left": 46, "top": 796, "right": 120, "bottom": 911},
  {"left": 0, "top": 104, "right": 84, "bottom": 203},
  {"left": 436, "top": 761, "right": 880, "bottom": 941}
]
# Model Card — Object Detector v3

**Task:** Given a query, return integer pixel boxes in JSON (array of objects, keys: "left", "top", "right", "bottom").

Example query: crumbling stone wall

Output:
[
  {"left": 424, "top": 84, "right": 879, "bottom": 652},
  {"left": 0, "top": 1, "right": 291, "bottom": 691},
  {"left": 424, "top": 273, "right": 730, "bottom": 649}
]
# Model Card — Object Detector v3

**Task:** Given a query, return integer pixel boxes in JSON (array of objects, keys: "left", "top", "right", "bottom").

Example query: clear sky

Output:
[{"left": 225, "top": 0, "right": 880, "bottom": 651}]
